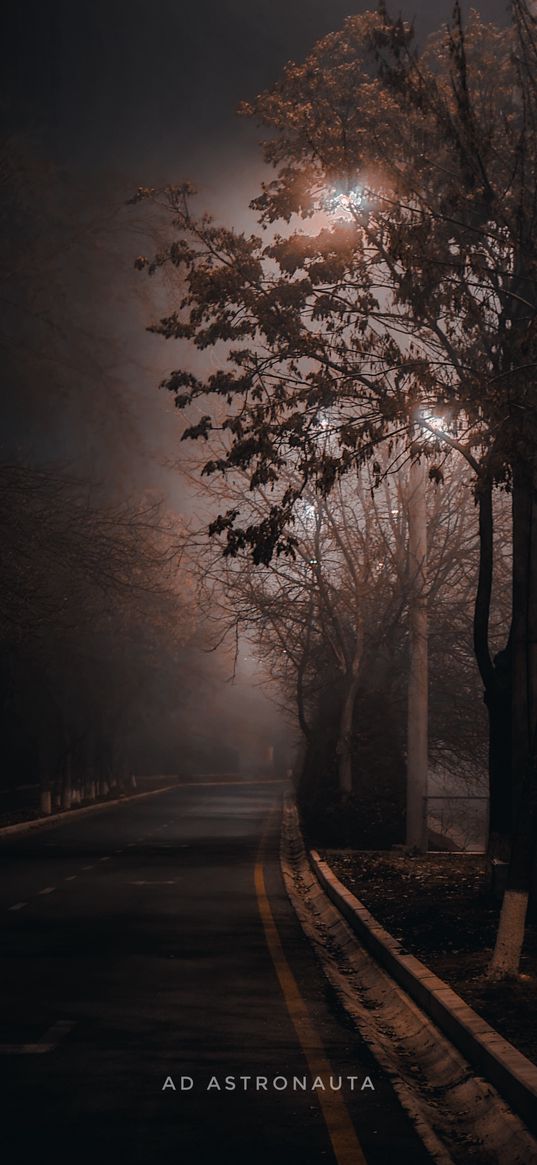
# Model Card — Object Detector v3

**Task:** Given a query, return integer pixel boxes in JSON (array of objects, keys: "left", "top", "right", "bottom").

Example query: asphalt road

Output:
[{"left": 0, "top": 779, "right": 432, "bottom": 1165}]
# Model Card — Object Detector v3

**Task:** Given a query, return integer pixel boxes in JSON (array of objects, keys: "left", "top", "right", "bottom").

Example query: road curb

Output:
[
  {"left": 290, "top": 816, "right": 537, "bottom": 1137},
  {"left": 0, "top": 783, "right": 180, "bottom": 840}
]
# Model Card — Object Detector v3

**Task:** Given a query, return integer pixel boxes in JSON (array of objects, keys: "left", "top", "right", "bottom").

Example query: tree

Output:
[
  {"left": 136, "top": 4, "right": 537, "bottom": 975},
  {"left": 0, "top": 464, "right": 194, "bottom": 812},
  {"left": 186, "top": 453, "right": 498, "bottom": 847},
  {"left": 0, "top": 137, "right": 249, "bottom": 816}
]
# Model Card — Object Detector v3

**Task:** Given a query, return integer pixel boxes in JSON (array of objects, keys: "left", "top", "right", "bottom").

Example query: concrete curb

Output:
[
  {"left": 0, "top": 783, "right": 180, "bottom": 840},
  {"left": 308, "top": 846, "right": 537, "bottom": 1137}
]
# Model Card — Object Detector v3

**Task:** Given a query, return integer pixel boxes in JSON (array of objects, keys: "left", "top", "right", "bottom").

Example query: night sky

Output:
[{"left": 4, "top": 1, "right": 509, "bottom": 183}]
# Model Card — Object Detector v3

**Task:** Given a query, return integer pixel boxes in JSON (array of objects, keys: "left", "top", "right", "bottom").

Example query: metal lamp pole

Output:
[{"left": 406, "top": 451, "right": 429, "bottom": 851}]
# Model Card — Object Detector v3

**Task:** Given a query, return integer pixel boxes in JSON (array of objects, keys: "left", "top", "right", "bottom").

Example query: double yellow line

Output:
[{"left": 254, "top": 817, "right": 368, "bottom": 1165}]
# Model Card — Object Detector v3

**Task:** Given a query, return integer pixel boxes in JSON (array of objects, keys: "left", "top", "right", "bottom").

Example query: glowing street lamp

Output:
[
  {"left": 323, "top": 184, "right": 364, "bottom": 221},
  {"left": 322, "top": 176, "right": 431, "bottom": 847}
]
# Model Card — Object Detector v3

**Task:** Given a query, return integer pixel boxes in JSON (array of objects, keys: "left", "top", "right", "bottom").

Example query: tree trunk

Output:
[
  {"left": 485, "top": 648, "right": 513, "bottom": 861},
  {"left": 488, "top": 461, "right": 537, "bottom": 978},
  {"left": 406, "top": 456, "right": 428, "bottom": 851},
  {"left": 336, "top": 631, "right": 361, "bottom": 796},
  {"left": 61, "top": 747, "right": 73, "bottom": 811},
  {"left": 40, "top": 789, "right": 52, "bottom": 815},
  {"left": 473, "top": 480, "right": 513, "bottom": 860},
  {"left": 294, "top": 638, "right": 312, "bottom": 736},
  {"left": 39, "top": 753, "right": 51, "bottom": 816},
  {"left": 489, "top": 768, "right": 536, "bottom": 977},
  {"left": 336, "top": 673, "right": 359, "bottom": 796}
]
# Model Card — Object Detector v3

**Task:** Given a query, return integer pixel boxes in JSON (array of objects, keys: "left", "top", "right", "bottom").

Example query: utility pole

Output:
[{"left": 406, "top": 454, "right": 429, "bottom": 851}]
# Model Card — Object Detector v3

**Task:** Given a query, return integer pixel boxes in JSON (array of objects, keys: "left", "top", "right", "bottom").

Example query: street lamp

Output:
[
  {"left": 323, "top": 183, "right": 364, "bottom": 221},
  {"left": 321, "top": 179, "right": 433, "bottom": 848}
]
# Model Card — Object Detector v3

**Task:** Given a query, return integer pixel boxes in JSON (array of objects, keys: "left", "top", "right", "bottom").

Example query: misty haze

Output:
[{"left": 1, "top": 4, "right": 537, "bottom": 1164}]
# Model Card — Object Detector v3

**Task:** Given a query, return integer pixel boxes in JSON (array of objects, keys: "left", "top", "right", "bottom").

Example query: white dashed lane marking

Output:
[
  {"left": 128, "top": 880, "right": 177, "bottom": 886},
  {"left": 6, "top": 848, "right": 118, "bottom": 912}
]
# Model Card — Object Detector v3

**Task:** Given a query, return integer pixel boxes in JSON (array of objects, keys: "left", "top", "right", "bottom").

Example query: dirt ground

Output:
[{"left": 321, "top": 850, "right": 537, "bottom": 1066}]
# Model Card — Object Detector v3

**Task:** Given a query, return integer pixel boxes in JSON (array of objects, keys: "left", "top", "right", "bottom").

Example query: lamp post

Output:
[
  {"left": 406, "top": 450, "right": 429, "bottom": 852},
  {"left": 323, "top": 179, "right": 430, "bottom": 844}
]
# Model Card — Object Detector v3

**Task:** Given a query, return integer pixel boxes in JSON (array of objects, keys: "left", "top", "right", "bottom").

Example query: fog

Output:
[{"left": 0, "top": 0, "right": 511, "bottom": 820}]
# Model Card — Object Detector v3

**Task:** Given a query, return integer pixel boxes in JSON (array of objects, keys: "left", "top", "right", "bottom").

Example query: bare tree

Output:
[
  {"left": 0, "top": 464, "right": 193, "bottom": 813},
  {"left": 184, "top": 452, "right": 501, "bottom": 846}
]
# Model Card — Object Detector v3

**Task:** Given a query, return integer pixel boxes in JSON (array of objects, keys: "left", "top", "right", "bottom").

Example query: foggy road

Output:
[{"left": 0, "top": 780, "right": 431, "bottom": 1165}]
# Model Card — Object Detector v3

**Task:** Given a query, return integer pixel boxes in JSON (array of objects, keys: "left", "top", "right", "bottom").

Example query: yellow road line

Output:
[{"left": 254, "top": 822, "right": 368, "bottom": 1165}]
